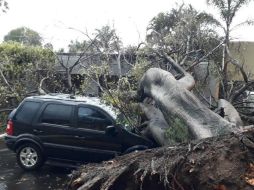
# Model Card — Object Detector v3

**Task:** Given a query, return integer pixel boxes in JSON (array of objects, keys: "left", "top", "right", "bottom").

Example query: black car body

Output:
[{"left": 4, "top": 94, "right": 153, "bottom": 170}]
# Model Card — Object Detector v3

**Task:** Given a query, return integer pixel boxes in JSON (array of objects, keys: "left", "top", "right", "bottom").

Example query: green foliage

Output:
[
  {"left": 130, "top": 59, "right": 152, "bottom": 83},
  {"left": 101, "top": 88, "right": 141, "bottom": 127},
  {"left": 71, "top": 25, "right": 140, "bottom": 126},
  {"left": 68, "top": 25, "right": 122, "bottom": 54},
  {"left": 4, "top": 27, "right": 42, "bottom": 46},
  {"left": 0, "top": 112, "right": 9, "bottom": 133},
  {"left": 100, "top": 59, "right": 153, "bottom": 127},
  {"left": 44, "top": 43, "right": 54, "bottom": 50},
  {"left": 68, "top": 40, "right": 94, "bottom": 53},
  {"left": 79, "top": 63, "right": 110, "bottom": 92},
  {"left": 146, "top": 4, "right": 222, "bottom": 68},
  {"left": 165, "top": 116, "right": 190, "bottom": 144},
  {"left": 77, "top": 55, "right": 151, "bottom": 127},
  {"left": 94, "top": 25, "right": 122, "bottom": 53},
  {"left": 207, "top": 0, "right": 252, "bottom": 24},
  {"left": 0, "top": 42, "right": 56, "bottom": 109},
  {"left": 0, "top": 42, "right": 55, "bottom": 64},
  {"left": 147, "top": 4, "right": 220, "bottom": 46}
]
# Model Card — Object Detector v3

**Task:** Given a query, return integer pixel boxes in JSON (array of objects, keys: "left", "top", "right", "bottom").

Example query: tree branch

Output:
[
  {"left": 186, "top": 39, "right": 225, "bottom": 71},
  {"left": 225, "top": 45, "right": 248, "bottom": 83},
  {"left": 0, "top": 65, "right": 14, "bottom": 92}
]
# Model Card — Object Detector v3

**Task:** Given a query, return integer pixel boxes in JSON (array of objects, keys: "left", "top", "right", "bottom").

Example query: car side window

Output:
[
  {"left": 77, "top": 107, "right": 112, "bottom": 131},
  {"left": 41, "top": 104, "right": 73, "bottom": 126},
  {"left": 15, "top": 101, "right": 41, "bottom": 124}
]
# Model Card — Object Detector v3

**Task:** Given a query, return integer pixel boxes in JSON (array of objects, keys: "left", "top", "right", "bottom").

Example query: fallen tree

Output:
[
  {"left": 69, "top": 128, "right": 254, "bottom": 190},
  {"left": 68, "top": 54, "right": 249, "bottom": 189},
  {"left": 67, "top": 10, "right": 252, "bottom": 185},
  {"left": 69, "top": 67, "right": 252, "bottom": 190}
]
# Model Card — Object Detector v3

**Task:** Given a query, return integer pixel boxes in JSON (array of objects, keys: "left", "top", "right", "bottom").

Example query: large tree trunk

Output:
[
  {"left": 70, "top": 128, "right": 254, "bottom": 190},
  {"left": 137, "top": 68, "right": 236, "bottom": 145}
]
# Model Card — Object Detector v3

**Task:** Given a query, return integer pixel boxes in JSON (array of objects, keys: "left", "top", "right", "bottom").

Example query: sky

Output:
[{"left": 0, "top": 0, "right": 254, "bottom": 51}]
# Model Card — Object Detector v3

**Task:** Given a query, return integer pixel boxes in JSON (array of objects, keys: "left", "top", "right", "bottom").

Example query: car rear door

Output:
[
  {"left": 33, "top": 102, "right": 84, "bottom": 162},
  {"left": 12, "top": 101, "right": 41, "bottom": 136}
]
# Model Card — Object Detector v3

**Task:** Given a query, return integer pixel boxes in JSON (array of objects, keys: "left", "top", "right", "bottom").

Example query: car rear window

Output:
[
  {"left": 15, "top": 101, "right": 41, "bottom": 124},
  {"left": 41, "top": 104, "right": 73, "bottom": 126}
]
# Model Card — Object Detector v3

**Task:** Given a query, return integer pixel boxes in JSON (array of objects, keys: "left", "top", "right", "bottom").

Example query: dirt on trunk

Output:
[{"left": 69, "top": 128, "right": 254, "bottom": 190}]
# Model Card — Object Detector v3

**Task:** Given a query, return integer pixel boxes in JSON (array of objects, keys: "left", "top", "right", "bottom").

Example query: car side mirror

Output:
[{"left": 105, "top": 125, "right": 117, "bottom": 136}]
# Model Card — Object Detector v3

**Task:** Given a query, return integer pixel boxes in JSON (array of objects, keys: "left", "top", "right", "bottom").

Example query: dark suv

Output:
[{"left": 4, "top": 94, "right": 153, "bottom": 171}]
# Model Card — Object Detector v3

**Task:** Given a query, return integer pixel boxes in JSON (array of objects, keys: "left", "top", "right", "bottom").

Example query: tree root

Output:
[{"left": 69, "top": 128, "right": 254, "bottom": 190}]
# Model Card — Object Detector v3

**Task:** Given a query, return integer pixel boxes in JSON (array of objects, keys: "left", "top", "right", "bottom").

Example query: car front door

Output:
[{"left": 72, "top": 105, "right": 122, "bottom": 162}]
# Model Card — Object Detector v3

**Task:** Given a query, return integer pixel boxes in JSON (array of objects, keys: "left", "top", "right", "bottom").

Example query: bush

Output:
[
  {"left": 0, "top": 42, "right": 57, "bottom": 109},
  {"left": 0, "top": 112, "right": 8, "bottom": 133},
  {"left": 165, "top": 116, "right": 190, "bottom": 144}
]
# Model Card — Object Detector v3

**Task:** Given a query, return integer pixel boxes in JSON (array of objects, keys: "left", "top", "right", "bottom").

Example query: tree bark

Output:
[
  {"left": 139, "top": 99, "right": 171, "bottom": 146},
  {"left": 70, "top": 127, "right": 254, "bottom": 190}
]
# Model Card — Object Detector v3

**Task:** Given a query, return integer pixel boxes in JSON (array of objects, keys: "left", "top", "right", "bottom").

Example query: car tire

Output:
[{"left": 16, "top": 143, "right": 44, "bottom": 171}]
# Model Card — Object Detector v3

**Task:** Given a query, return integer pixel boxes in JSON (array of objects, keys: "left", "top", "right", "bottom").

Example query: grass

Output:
[{"left": 165, "top": 116, "right": 190, "bottom": 144}]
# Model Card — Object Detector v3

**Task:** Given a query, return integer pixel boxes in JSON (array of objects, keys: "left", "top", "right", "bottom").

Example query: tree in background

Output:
[
  {"left": 68, "top": 40, "right": 94, "bottom": 53},
  {"left": 68, "top": 25, "right": 122, "bottom": 54},
  {"left": 0, "top": 0, "right": 8, "bottom": 13},
  {"left": 68, "top": 24, "right": 123, "bottom": 81},
  {"left": 44, "top": 43, "right": 54, "bottom": 50},
  {"left": 93, "top": 25, "right": 122, "bottom": 54},
  {"left": 207, "top": 0, "right": 254, "bottom": 101},
  {"left": 4, "top": 27, "right": 42, "bottom": 46},
  {"left": 146, "top": 4, "right": 222, "bottom": 69},
  {"left": 58, "top": 25, "right": 123, "bottom": 93}
]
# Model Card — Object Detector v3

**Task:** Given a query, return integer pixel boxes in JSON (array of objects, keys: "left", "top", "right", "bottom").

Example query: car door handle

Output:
[
  {"left": 33, "top": 129, "right": 43, "bottom": 133},
  {"left": 74, "top": 136, "right": 86, "bottom": 139}
]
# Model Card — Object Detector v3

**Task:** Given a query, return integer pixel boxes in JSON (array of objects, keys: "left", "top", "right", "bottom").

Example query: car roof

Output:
[{"left": 25, "top": 94, "right": 117, "bottom": 119}]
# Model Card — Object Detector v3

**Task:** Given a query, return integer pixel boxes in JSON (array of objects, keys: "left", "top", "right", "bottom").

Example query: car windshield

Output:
[{"left": 115, "top": 113, "right": 136, "bottom": 132}]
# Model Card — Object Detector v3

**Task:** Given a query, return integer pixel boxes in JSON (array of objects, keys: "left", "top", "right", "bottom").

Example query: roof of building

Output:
[{"left": 56, "top": 53, "right": 133, "bottom": 76}]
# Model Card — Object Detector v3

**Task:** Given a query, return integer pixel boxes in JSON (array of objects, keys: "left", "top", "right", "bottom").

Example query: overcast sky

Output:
[{"left": 0, "top": 0, "right": 254, "bottom": 51}]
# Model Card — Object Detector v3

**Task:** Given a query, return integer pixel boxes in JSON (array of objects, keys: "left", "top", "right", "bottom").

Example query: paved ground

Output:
[{"left": 0, "top": 138, "right": 72, "bottom": 190}]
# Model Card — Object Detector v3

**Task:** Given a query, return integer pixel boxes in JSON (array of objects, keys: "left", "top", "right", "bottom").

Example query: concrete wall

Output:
[
  {"left": 193, "top": 61, "right": 219, "bottom": 102},
  {"left": 229, "top": 41, "right": 254, "bottom": 80}
]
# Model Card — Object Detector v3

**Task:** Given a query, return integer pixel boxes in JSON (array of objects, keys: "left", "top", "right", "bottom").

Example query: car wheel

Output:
[{"left": 16, "top": 143, "right": 44, "bottom": 171}]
